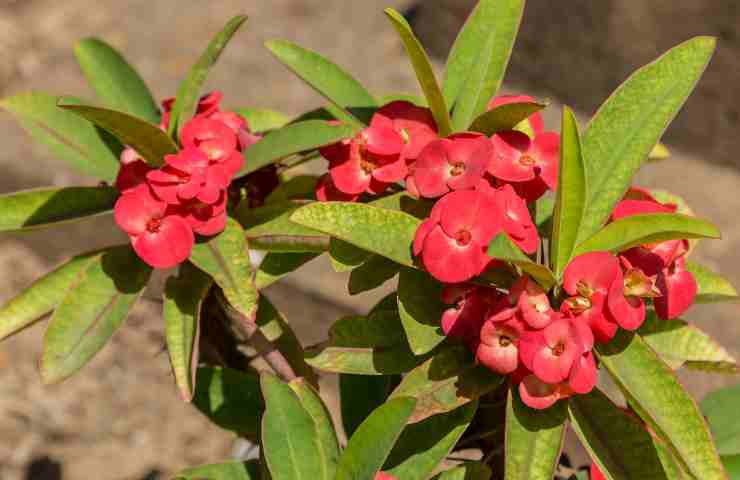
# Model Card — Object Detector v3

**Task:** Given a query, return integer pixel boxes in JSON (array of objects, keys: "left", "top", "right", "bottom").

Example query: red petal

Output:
[
  {"left": 445, "top": 134, "right": 492, "bottom": 191},
  {"left": 607, "top": 271, "right": 646, "bottom": 330},
  {"left": 222, "top": 151, "right": 245, "bottom": 178},
  {"left": 329, "top": 145, "right": 372, "bottom": 195},
  {"left": 421, "top": 226, "right": 485, "bottom": 283},
  {"left": 489, "top": 131, "right": 535, "bottom": 182},
  {"left": 413, "top": 217, "right": 437, "bottom": 256},
  {"left": 477, "top": 338, "right": 519, "bottom": 374},
  {"left": 362, "top": 126, "right": 404, "bottom": 156},
  {"left": 114, "top": 190, "right": 166, "bottom": 235},
  {"left": 611, "top": 199, "right": 674, "bottom": 221},
  {"left": 531, "top": 132, "right": 560, "bottom": 190},
  {"left": 563, "top": 252, "right": 619, "bottom": 295},
  {"left": 654, "top": 259, "right": 697, "bottom": 320},
  {"left": 316, "top": 174, "right": 360, "bottom": 202},
  {"left": 131, "top": 215, "right": 194, "bottom": 268},
  {"left": 115, "top": 159, "right": 152, "bottom": 194},
  {"left": 372, "top": 155, "right": 408, "bottom": 183},
  {"left": 519, "top": 375, "right": 559, "bottom": 410},
  {"left": 413, "top": 139, "right": 452, "bottom": 198},
  {"left": 487, "top": 94, "right": 544, "bottom": 137},
  {"left": 193, "top": 210, "right": 227, "bottom": 236},
  {"left": 569, "top": 351, "right": 597, "bottom": 394}
]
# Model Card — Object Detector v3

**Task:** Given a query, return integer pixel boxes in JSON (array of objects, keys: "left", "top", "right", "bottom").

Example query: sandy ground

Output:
[{"left": 0, "top": 1, "right": 738, "bottom": 479}]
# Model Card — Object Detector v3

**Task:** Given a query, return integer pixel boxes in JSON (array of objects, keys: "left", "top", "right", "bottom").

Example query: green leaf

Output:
[
  {"left": 505, "top": 389, "right": 567, "bottom": 480},
  {"left": 686, "top": 262, "right": 739, "bottom": 303},
  {"left": 348, "top": 256, "right": 400, "bottom": 295},
  {"left": 551, "top": 107, "right": 586, "bottom": 278},
  {"left": 59, "top": 103, "right": 178, "bottom": 167},
  {"left": 291, "top": 201, "right": 421, "bottom": 267},
  {"left": 236, "top": 200, "right": 327, "bottom": 252},
  {"left": 434, "top": 463, "right": 492, "bottom": 480},
  {"left": 340, "top": 374, "right": 394, "bottom": 438},
  {"left": 639, "top": 310, "right": 736, "bottom": 372},
  {"left": 163, "top": 263, "right": 212, "bottom": 401},
  {"left": 257, "top": 295, "right": 318, "bottom": 386},
  {"left": 446, "top": 0, "right": 525, "bottom": 130},
  {"left": 288, "top": 378, "right": 340, "bottom": 478},
  {"left": 535, "top": 194, "right": 555, "bottom": 237},
  {"left": 384, "top": 402, "right": 477, "bottom": 480},
  {"left": 168, "top": 15, "right": 248, "bottom": 138},
  {"left": 329, "top": 238, "right": 373, "bottom": 272},
  {"left": 240, "top": 120, "right": 358, "bottom": 176},
  {"left": 577, "top": 37, "right": 716, "bottom": 242},
  {"left": 336, "top": 396, "right": 417, "bottom": 480},
  {"left": 568, "top": 388, "right": 681, "bottom": 480},
  {"left": 390, "top": 345, "right": 503, "bottom": 423},
  {"left": 192, "top": 366, "right": 263, "bottom": 438},
  {"left": 1, "top": 92, "right": 122, "bottom": 180},
  {"left": 189, "top": 218, "right": 258, "bottom": 320},
  {"left": 397, "top": 267, "right": 446, "bottom": 355},
  {"left": 721, "top": 455, "right": 740, "bottom": 480},
  {"left": 488, "top": 234, "right": 556, "bottom": 290},
  {"left": 261, "top": 372, "right": 335, "bottom": 480},
  {"left": 596, "top": 330, "right": 725, "bottom": 479},
  {"left": 575, "top": 213, "right": 720, "bottom": 256},
  {"left": 174, "top": 461, "right": 260, "bottom": 480},
  {"left": 0, "top": 250, "right": 101, "bottom": 341},
  {"left": 254, "top": 252, "right": 320, "bottom": 289},
  {"left": 469, "top": 101, "right": 547, "bottom": 136},
  {"left": 702, "top": 384, "right": 740, "bottom": 456},
  {"left": 265, "top": 175, "right": 320, "bottom": 204},
  {"left": 384, "top": 8, "right": 452, "bottom": 137},
  {"left": 265, "top": 40, "right": 377, "bottom": 126},
  {"left": 443, "top": 0, "right": 524, "bottom": 112},
  {"left": 0, "top": 186, "right": 118, "bottom": 232},
  {"left": 305, "top": 310, "right": 431, "bottom": 375},
  {"left": 41, "top": 246, "right": 151, "bottom": 383},
  {"left": 74, "top": 38, "right": 159, "bottom": 123},
  {"left": 234, "top": 108, "right": 290, "bottom": 133}
]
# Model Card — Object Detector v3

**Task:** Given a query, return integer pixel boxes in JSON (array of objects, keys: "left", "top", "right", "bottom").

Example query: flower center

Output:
[
  {"left": 399, "top": 128, "right": 410, "bottom": 144},
  {"left": 450, "top": 162, "right": 466, "bottom": 176},
  {"left": 360, "top": 157, "right": 376, "bottom": 174},
  {"left": 454, "top": 230, "right": 472, "bottom": 246},
  {"left": 146, "top": 217, "right": 162, "bottom": 233},
  {"left": 552, "top": 342, "right": 566, "bottom": 356},
  {"left": 519, "top": 154, "right": 536, "bottom": 166},
  {"left": 565, "top": 295, "right": 592, "bottom": 314},
  {"left": 576, "top": 280, "right": 594, "bottom": 298},
  {"left": 499, "top": 335, "right": 512, "bottom": 347},
  {"left": 178, "top": 173, "right": 191, "bottom": 184}
]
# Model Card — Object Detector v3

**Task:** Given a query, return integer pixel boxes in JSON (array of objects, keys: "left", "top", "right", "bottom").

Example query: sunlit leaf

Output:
[
  {"left": 234, "top": 108, "right": 290, "bottom": 133},
  {"left": 488, "top": 233, "right": 556, "bottom": 290},
  {"left": 469, "top": 101, "right": 546, "bottom": 136},
  {"left": 686, "top": 261, "right": 739, "bottom": 304},
  {"left": 397, "top": 267, "right": 447, "bottom": 355}
]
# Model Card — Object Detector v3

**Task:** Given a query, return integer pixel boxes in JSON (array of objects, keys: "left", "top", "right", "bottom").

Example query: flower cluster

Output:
[{"left": 113, "top": 91, "right": 258, "bottom": 268}]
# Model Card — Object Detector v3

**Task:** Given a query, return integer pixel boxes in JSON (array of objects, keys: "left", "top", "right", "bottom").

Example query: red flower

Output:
[
  {"left": 654, "top": 257, "right": 697, "bottom": 320},
  {"left": 115, "top": 152, "right": 152, "bottom": 195},
  {"left": 479, "top": 182, "right": 539, "bottom": 254},
  {"left": 374, "top": 473, "right": 396, "bottom": 480},
  {"left": 477, "top": 315, "right": 525, "bottom": 374},
  {"left": 210, "top": 111, "right": 262, "bottom": 151},
  {"left": 160, "top": 91, "right": 223, "bottom": 130},
  {"left": 177, "top": 192, "right": 228, "bottom": 237},
  {"left": 440, "top": 284, "right": 492, "bottom": 348},
  {"left": 323, "top": 126, "right": 406, "bottom": 195},
  {"left": 146, "top": 148, "right": 228, "bottom": 205},
  {"left": 413, "top": 189, "right": 498, "bottom": 283},
  {"left": 489, "top": 130, "right": 559, "bottom": 201},
  {"left": 511, "top": 276, "right": 556, "bottom": 329},
  {"left": 114, "top": 189, "right": 194, "bottom": 268},
  {"left": 370, "top": 100, "right": 438, "bottom": 163},
  {"left": 181, "top": 117, "right": 238, "bottom": 165},
  {"left": 315, "top": 174, "right": 360, "bottom": 202},
  {"left": 488, "top": 94, "right": 544, "bottom": 137},
  {"left": 412, "top": 133, "right": 492, "bottom": 198},
  {"left": 518, "top": 374, "right": 573, "bottom": 410}
]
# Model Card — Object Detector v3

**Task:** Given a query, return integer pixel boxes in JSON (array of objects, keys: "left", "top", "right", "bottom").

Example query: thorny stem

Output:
[{"left": 214, "top": 289, "right": 297, "bottom": 382}]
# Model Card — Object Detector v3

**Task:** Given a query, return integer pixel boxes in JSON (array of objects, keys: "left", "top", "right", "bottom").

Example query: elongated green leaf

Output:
[
  {"left": 164, "top": 263, "right": 212, "bottom": 401},
  {"left": 254, "top": 252, "right": 320, "bottom": 289},
  {"left": 236, "top": 200, "right": 327, "bottom": 252},
  {"left": 434, "top": 463, "right": 492, "bottom": 480},
  {"left": 1, "top": 92, "right": 121, "bottom": 180},
  {"left": 447, "top": 0, "right": 525, "bottom": 130},
  {"left": 256, "top": 294, "right": 318, "bottom": 386},
  {"left": 330, "top": 238, "right": 373, "bottom": 272},
  {"left": 174, "top": 461, "right": 260, "bottom": 480},
  {"left": 0, "top": 251, "right": 100, "bottom": 341},
  {"left": 261, "top": 372, "right": 333, "bottom": 480},
  {"left": 639, "top": 311, "right": 736, "bottom": 371},
  {"left": 192, "top": 366, "right": 263, "bottom": 438},
  {"left": 469, "top": 101, "right": 546, "bottom": 137},
  {"left": 336, "top": 396, "right": 417, "bottom": 480},
  {"left": 687, "top": 262, "right": 739, "bottom": 303},
  {"left": 0, "top": 186, "right": 117, "bottom": 232},
  {"left": 397, "top": 267, "right": 446, "bottom": 355},
  {"left": 305, "top": 311, "right": 430, "bottom": 375},
  {"left": 240, "top": 120, "right": 357, "bottom": 176},
  {"left": 189, "top": 218, "right": 258, "bottom": 320},
  {"left": 701, "top": 384, "right": 740, "bottom": 456},
  {"left": 348, "top": 256, "right": 400, "bottom": 295},
  {"left": 488, "top": 234, "right": 556, "bottom": 290},
  {"left": 551, "top": 107, "right": 586, "bottom": 278},
  {"left": 390, "top": 345, "right": 503, "bottom": 423},
  {"left": 575, "top": 213, "right": 720, "bottom": 256},
  {"left": 721, "top": 456, "right": 740, "bottom": 480},
  {"left": 505, "top": 389, "right": 567, "bottom": 480},
  {"left": 384, "top": 402, "right": 477, "bottom": 480},
  {"left": 265, "top": 175, "right": 320, "bottom": 204},
  {"left": 168, "top": 15, "right": 247, "bottom": 137},
  {"left": 596, "top": 330, "right": 725, "bottom": 479},
  {"left": 384, "top": 8, "right": 452, "bottom": 136},
  {"left": 535, "top": 194, "right": 555, "bottom": 237},
  {"left": 60, "top": 103, "right": 177, "bottom": 167},
  {"left": 41, "top": 246, "right": 151, "bottom": 383},
  {"left": 266, "top": 40, "right": 376, "bottom": 126},
  {"left": 340, "top": 374, "right": 394, "bottom": 438},
  {"left": 291, "top": 202, "right": 420, "bottom": 267},
  {"left": 578, "top": 37, "right": 716, "bottom": 242},
  {"left": 569, "top": 389, "right": 681, "bottom": 480},
  {"left": 74, "top": 38, "right": 159, "bottom": 123},
  {"left": 443, "top": 0, "right": 524, "bottom": 111},
  {"left": 234, "top": 108, "right": 290, "bottom": 133},
  {"left": 289, "top": 378, "right": 340, "bottom": 478}
]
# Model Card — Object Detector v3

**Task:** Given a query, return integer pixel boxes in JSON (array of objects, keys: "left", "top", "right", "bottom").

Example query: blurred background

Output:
[{"left": 0, "top": 0, "right": 738, "bottom": 478}]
